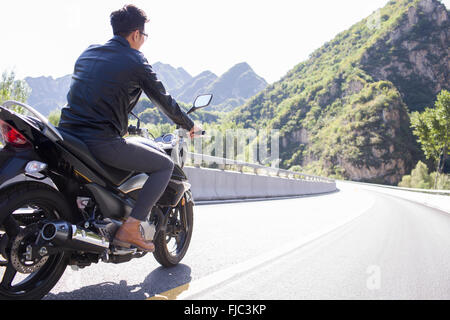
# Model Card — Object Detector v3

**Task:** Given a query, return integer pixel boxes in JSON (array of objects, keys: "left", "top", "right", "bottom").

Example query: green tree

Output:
[
  {"left": 0, "top": 70, "right": 31, "bottom": 114},
  {"left": 430, "top": 172, "right": 450, "bottom": 190},
  {"left": 398, "top": 160, "right": 449, "bottom": 190},
  {"left": 409, "top": 161, "right": 432, "bottom": 189},
  {"left": 48, "top": 109, "right": 62, "bottom": 126},
  {"left": 398, "top": 175, "right": 412, "bottom": 188},
  {"left": 411, "top": 90, "right": 450, "bottom": 189}
]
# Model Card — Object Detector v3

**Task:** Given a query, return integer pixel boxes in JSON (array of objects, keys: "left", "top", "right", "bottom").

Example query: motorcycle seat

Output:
[{"left": 56, "top": 129, "right": 133, "bottom": 186}]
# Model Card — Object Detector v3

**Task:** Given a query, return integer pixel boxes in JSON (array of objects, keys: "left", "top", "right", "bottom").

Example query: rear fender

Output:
[
  {"left": 0, "top": 105, "right": 54, "bottom": 187},
  {"left": 0, "top": 147, "right": 37, "bottom": 187}
]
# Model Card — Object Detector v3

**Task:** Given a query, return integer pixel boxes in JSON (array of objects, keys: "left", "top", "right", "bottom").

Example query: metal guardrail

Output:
[{"left": 186, "top": 152, "right": 335, "bottom": 184}]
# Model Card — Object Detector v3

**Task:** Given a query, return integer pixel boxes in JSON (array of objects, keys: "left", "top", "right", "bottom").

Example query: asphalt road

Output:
[{"left": 44, "top": 182, "right": 450, "bottom": 300}]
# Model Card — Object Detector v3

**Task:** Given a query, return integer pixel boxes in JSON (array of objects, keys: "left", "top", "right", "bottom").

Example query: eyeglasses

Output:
[{"left": 123, "top": 29, "right": 148, "bottom": 39}]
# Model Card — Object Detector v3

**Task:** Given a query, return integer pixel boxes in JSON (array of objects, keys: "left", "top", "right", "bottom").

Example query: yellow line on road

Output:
[{"left": 147, "top": 283, "right": 190, "bottom": 300}]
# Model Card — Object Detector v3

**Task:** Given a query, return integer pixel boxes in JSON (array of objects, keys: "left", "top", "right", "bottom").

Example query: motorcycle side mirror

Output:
[{"left": 187, "top": 94, "right": 213, "bottom": 114}]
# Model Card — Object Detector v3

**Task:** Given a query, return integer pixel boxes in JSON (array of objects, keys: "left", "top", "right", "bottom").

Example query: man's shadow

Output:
[{"left": 45, "top": 263, "right": 192, "bottom": 300}]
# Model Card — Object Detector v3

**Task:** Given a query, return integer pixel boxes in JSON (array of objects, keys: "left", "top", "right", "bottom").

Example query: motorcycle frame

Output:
[{"left": 0, "top": 102, "right": 194, "bottom": 228}]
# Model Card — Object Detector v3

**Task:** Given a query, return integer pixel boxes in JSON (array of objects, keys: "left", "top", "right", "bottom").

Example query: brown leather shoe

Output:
[{"left": 113, "top": 217, "right": 155, "bottom": 252}]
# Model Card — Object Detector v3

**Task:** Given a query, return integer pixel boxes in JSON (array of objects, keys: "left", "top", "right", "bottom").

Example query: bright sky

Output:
[{"left": 0, "top": 0, "right": 448, "bottom": 84}]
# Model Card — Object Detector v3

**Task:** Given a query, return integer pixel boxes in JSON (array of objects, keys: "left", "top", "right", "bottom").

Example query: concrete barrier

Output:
[
  {"left": 184, "top": 167, "right": 337, "bottom": 201},
  {"left": 1, "top": 168, "right": 337, "bottom": 203},
  {"left": 187, "top": 167, "right": 218, "bottom": 200}
]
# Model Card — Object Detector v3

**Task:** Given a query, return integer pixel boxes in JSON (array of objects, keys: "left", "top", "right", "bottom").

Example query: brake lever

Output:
[{"left": 140, "top": 128, "right": 154, "bottom": 140}]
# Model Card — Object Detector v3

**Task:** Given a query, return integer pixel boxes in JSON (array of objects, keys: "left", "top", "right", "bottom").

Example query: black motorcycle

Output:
[{"left": 0, "top": 94, "right": 212, "bottom": 299}]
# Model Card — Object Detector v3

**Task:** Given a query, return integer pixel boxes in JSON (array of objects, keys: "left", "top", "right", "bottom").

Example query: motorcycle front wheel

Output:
[{"left": 153, "top": 194, "right": 193, "bottom": 267}]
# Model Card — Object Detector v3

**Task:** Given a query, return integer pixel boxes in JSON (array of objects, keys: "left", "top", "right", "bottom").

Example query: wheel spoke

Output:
[
  {"left": 1, "top": 262, "right": 17, "bottom": 289},
  {"left": 175, "top": 234, "right": 183, "bottom": 248}
]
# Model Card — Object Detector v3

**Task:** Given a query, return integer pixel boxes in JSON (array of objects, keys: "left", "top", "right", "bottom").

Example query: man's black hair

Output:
[{"left": 110, "top": 4, "right": 149, "bottom": 38}]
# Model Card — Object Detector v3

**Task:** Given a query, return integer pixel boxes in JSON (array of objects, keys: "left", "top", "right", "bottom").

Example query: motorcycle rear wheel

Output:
[{"left": 0, "top": 182, "right": 74, "bottom": 300}]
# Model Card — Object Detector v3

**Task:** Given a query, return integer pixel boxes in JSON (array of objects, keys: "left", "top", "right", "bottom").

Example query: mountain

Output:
[
  {"left": 153, "top": 62, "right": 268, "bottom": 112},
  {"left": 24, "top": 62, "right": 267, "bottom": 116},
  {"left": 205, "top": 62, "right": 268, "bottom": 112},
  {"left": 25, "top": 75, "right": 72, "bottom": 116},
  {"left": 228, "top": 0, "right": 449, "bottom": 185},
  {"left": 151, "top": 62, "right": 193, "bottom": 92},
  {"left": 172, "top": 71, "right": 219, "bottom": 104}
]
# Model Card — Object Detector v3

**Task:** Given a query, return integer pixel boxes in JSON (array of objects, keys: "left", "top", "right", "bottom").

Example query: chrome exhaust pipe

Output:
[{"left": 41, "top": 221, "right": 109, "bottom": 253}]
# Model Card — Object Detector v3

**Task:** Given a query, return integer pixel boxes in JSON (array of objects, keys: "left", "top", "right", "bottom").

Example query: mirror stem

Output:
[{"left": 130, "top": 111, "right": 140, "bottom": 129}]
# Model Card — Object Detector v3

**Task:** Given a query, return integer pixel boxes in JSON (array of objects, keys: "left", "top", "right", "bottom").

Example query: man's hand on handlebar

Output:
[{"left": 189, "top": 124, "right": 205, "bottom": 139}]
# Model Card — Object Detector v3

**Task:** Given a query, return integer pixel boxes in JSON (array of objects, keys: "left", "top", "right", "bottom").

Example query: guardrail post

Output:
[{"left": 186, "top": 152, "right": 335, "bottom": 187}]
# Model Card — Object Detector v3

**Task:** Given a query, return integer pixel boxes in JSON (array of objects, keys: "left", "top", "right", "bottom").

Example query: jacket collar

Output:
[{"left": 109, "top": 35, "right": 131, "bottom": 48}]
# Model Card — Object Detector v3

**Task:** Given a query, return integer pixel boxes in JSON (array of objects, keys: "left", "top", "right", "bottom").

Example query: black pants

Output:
[{"left": 83, "top": 136, "right": 175, "bottom": 221}]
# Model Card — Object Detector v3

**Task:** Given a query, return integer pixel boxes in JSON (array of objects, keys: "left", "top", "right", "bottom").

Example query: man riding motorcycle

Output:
[{"left": 58, "top": 5, "right": 202, "bottom": 252}]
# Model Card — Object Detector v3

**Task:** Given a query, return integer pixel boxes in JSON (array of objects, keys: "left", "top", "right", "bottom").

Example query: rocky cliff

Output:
[
  {"left": 229, "top": 0, "right": 449, "bottom": 184},
  {"left": 361, "top": 0, "right": 449, "bottom": 111}
]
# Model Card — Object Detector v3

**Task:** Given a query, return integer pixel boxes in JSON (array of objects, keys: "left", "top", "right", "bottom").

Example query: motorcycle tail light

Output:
[{"left": 0, "top": 119, "right": 32, "bottom": 148}]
